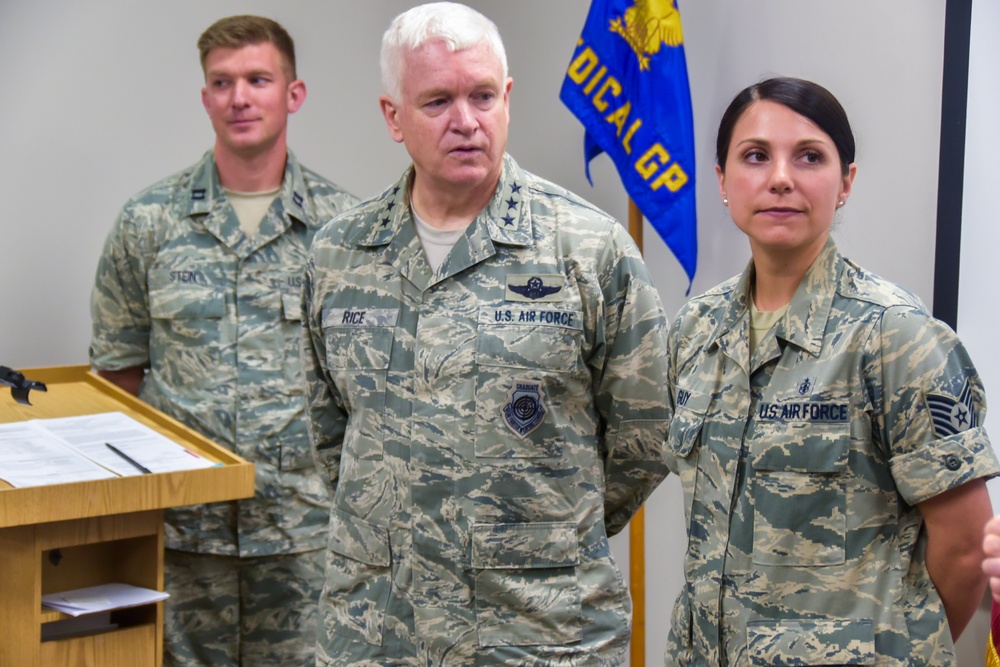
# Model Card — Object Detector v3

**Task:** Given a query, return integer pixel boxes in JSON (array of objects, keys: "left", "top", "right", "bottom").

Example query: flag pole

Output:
[{"left": 627, "top": 197, "right": 646, "bottom": 667}]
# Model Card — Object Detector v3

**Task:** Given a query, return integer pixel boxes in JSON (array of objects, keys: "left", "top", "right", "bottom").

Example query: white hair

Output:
[{"left": 380, "top": 2, "right": 508, "bottom": 101}]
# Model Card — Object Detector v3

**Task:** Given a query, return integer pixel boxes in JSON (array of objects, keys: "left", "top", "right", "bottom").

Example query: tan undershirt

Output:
[
  {"left": 749, "top": 298, "right": 790, "bottom": 352},
  {"left": 412, "top": 208, "right": 470, "bottom": 272},
  {"left": 225, "top": 187, "right": 280, "bottom": 238}
]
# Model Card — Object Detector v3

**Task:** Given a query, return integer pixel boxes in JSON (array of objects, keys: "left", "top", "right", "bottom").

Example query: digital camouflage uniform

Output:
[
  {"left": 664, "top": 239, "right": 1000, "bottom": 666},
  {"left": 90, "top": 150, "right": 359, "bottom": 665},
  {"left": 302, "top": 154, "right": 671, "bottom": 666}
]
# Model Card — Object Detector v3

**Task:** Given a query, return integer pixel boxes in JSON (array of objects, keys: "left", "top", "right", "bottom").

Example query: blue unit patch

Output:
[
  {"left": 502, "top": 381, "right": 546, "bottom": 437},
  {"left": 506, "top": 275, "right": 564, "bottom": 302},
  {"left": 925, "top": 380, "right": 978, "bottom": 437}
]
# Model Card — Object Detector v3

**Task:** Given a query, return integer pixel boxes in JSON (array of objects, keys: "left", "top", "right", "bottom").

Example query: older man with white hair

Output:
[{"left": 302, "top": 3, "right": 671, "bottom": 664}]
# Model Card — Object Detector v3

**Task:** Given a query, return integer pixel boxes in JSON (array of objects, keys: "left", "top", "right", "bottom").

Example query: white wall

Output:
[
  {"left": 955, "top": 2, "right": 1000, "bottom": 660},
  {"left": 2, "top": 0, "right": 984, "bottom": 664},
  {"left": 960, "top": 1, "right": 1000, "bottom": 495}
]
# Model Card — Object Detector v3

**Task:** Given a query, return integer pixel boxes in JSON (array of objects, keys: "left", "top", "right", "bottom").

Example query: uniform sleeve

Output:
[
  {"left": 592, "top": 223, "right": 671, "bottom": 536},
  {"left": 89, "top": 202, "right": 153, "bottom": 371},
  {"left": 871, "top": 305, "right": 1000, "bottom": 505},
  {"left": 301, "top": 251, "right": 348, "bottom": 497}
]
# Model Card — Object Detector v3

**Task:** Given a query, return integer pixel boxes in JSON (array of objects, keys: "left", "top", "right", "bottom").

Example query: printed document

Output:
[{"left": 0, "top": 412, "right": 216, "bottom": 487}]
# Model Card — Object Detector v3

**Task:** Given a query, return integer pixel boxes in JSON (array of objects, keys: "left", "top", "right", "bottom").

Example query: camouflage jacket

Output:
[
  {"left": 664, "top": 238, "right": 1000, "bottom": 666},
  {"left": 302, "top": 155, "right": 670, "bottom": 665},
  {"left": 90, "top": 150, "right": 359, "bottom": 557}
]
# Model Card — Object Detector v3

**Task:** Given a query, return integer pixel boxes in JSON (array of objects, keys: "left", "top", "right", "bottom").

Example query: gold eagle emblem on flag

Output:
[{"left": 609, "top": 0, "right": 684, "bottom": 70}]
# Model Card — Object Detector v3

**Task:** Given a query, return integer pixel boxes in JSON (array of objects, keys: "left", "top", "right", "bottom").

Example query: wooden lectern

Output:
[{"left": 0, "top": 366, "right": 255, "bottom": 666}]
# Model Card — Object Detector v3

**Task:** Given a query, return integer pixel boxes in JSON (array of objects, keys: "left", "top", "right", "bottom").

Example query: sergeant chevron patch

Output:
[{"left": 925, "top": 380, "right": 978, "bottom": 437}]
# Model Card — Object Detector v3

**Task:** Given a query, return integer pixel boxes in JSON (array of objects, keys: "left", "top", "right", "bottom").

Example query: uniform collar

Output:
[
  {"left": 777, "top": 237, "right": 841, "bottom": 357},
  {"left": 709, "top": 237, "right": 842, "bottom": 359},
  {"left": 349, "top": 153, "right": 533, "bottom": 250},
  {"left": 181, "top": 149, "right": 316, "bottom": 228}
]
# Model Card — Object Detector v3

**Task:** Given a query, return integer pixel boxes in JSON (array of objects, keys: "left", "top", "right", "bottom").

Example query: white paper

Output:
[
  {"left": 0, "top": 412, "right": 217, "bottom": 487},
  {"left": 41, "top": 412, "right": 217, "bottom": 475},
  {"left": 42, "top": 583, "right": 169, "bottom": 617},
  {"left": 0, "top": 421, "right": 119, "bottom": 487}
]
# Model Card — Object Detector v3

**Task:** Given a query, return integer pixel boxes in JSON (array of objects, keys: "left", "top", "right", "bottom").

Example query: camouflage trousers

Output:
[{"left": 164, "top": 547, "right": 325, "bottom": 667}]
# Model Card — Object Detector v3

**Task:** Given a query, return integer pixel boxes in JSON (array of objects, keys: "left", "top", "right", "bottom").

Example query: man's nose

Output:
[
  {"left": 450, "top": 101, "right": 477, "bottom": 133},
  {"left": 231, "top": 79, "right": 250, "bottom": 107}
]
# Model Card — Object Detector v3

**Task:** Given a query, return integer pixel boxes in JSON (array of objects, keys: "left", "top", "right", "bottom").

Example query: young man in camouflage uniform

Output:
[
  {"left": 301, "top": 3, "right": 671, "bottom": 665},
  {"left": 90, "top": 15, "right": 358, "bottom": 667}
]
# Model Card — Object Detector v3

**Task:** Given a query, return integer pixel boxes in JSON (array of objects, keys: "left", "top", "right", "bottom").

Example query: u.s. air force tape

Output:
[{"left": 757, "top": 402, "right": 848, "bottom": 423}]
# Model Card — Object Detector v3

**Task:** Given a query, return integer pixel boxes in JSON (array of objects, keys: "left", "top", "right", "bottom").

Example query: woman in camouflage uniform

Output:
[{"left": 664, "top": 77, "right": 998, "bottom": 666}]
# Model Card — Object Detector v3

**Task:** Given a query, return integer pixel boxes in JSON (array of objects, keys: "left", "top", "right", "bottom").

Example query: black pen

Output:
[{"left": 105, "top": 443, "right": 153, "bottom": 475}]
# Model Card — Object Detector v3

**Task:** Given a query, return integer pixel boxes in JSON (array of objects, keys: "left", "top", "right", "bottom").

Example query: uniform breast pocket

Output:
[
  {"left": 147, "top": 269, "right": 226, "bottom": 390},
  {"left": 474, "top": 307, "right": 583, "bottom": 459},
  {"left": 323, "top": 325, "right": 393, "bottom": 461},
  {"left": 472, "top": 522, "right": 583, "bottom": 647},
  {"left": 750, "top": 420, "right": 850, "bottom": 567},
  {"left": 666, "top": 388, "right": 710, "bottom": 470}
]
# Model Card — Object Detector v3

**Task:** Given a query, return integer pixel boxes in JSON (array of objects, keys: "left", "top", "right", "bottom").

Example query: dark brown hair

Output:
[
  {"left": 716, "top": 77, "right": 855, "bottom": 175},
  {"left": 198, "top": 15, "right": 296, "bottom": 80}
]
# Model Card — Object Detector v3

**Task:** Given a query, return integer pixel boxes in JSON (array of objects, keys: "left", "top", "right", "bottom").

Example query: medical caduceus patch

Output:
[{"left": 502, "top": 381, "right": 547, "bottom": 438}]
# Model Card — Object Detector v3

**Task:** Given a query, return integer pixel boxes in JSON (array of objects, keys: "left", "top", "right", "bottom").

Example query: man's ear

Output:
[
  {"left": 287, "top": 79, "right": 307, "bottom": 114},
  {"left": 380, "top": 95, "right": 404, "bottom": 144}
]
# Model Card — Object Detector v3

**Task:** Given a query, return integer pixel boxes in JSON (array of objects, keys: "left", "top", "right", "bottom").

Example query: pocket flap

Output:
[
  {"left": 750, "top": 423, "right": 849, "bottom": 473},
  {"left": 471, "top": 522, "right": 579, "bottom": 569},
  {"left": 281, "top": 292, "right": 302, "bottom": 321},
  {"left": 148, "top": 275, "right": 225, "bottom": 319},
  {"left": 746, "top": 618, "right": 875, "bottom": 666},
  {"left": 476, "top": 306, "right": 583, "bottom": 372},
  {"left": 327, "top": 509, "right": 390, "bottom": 567},
  {"left": 323, "top": 326, "right": 394, "bottom": 371},
  {"left": 668, "top": 387, "right": 710, "bottom": 459}
]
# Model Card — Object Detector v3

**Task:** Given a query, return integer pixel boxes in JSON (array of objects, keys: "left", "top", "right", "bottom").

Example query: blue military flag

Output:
[{"left": 560, "top": 0, "right": 697, "bottom": 286}]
